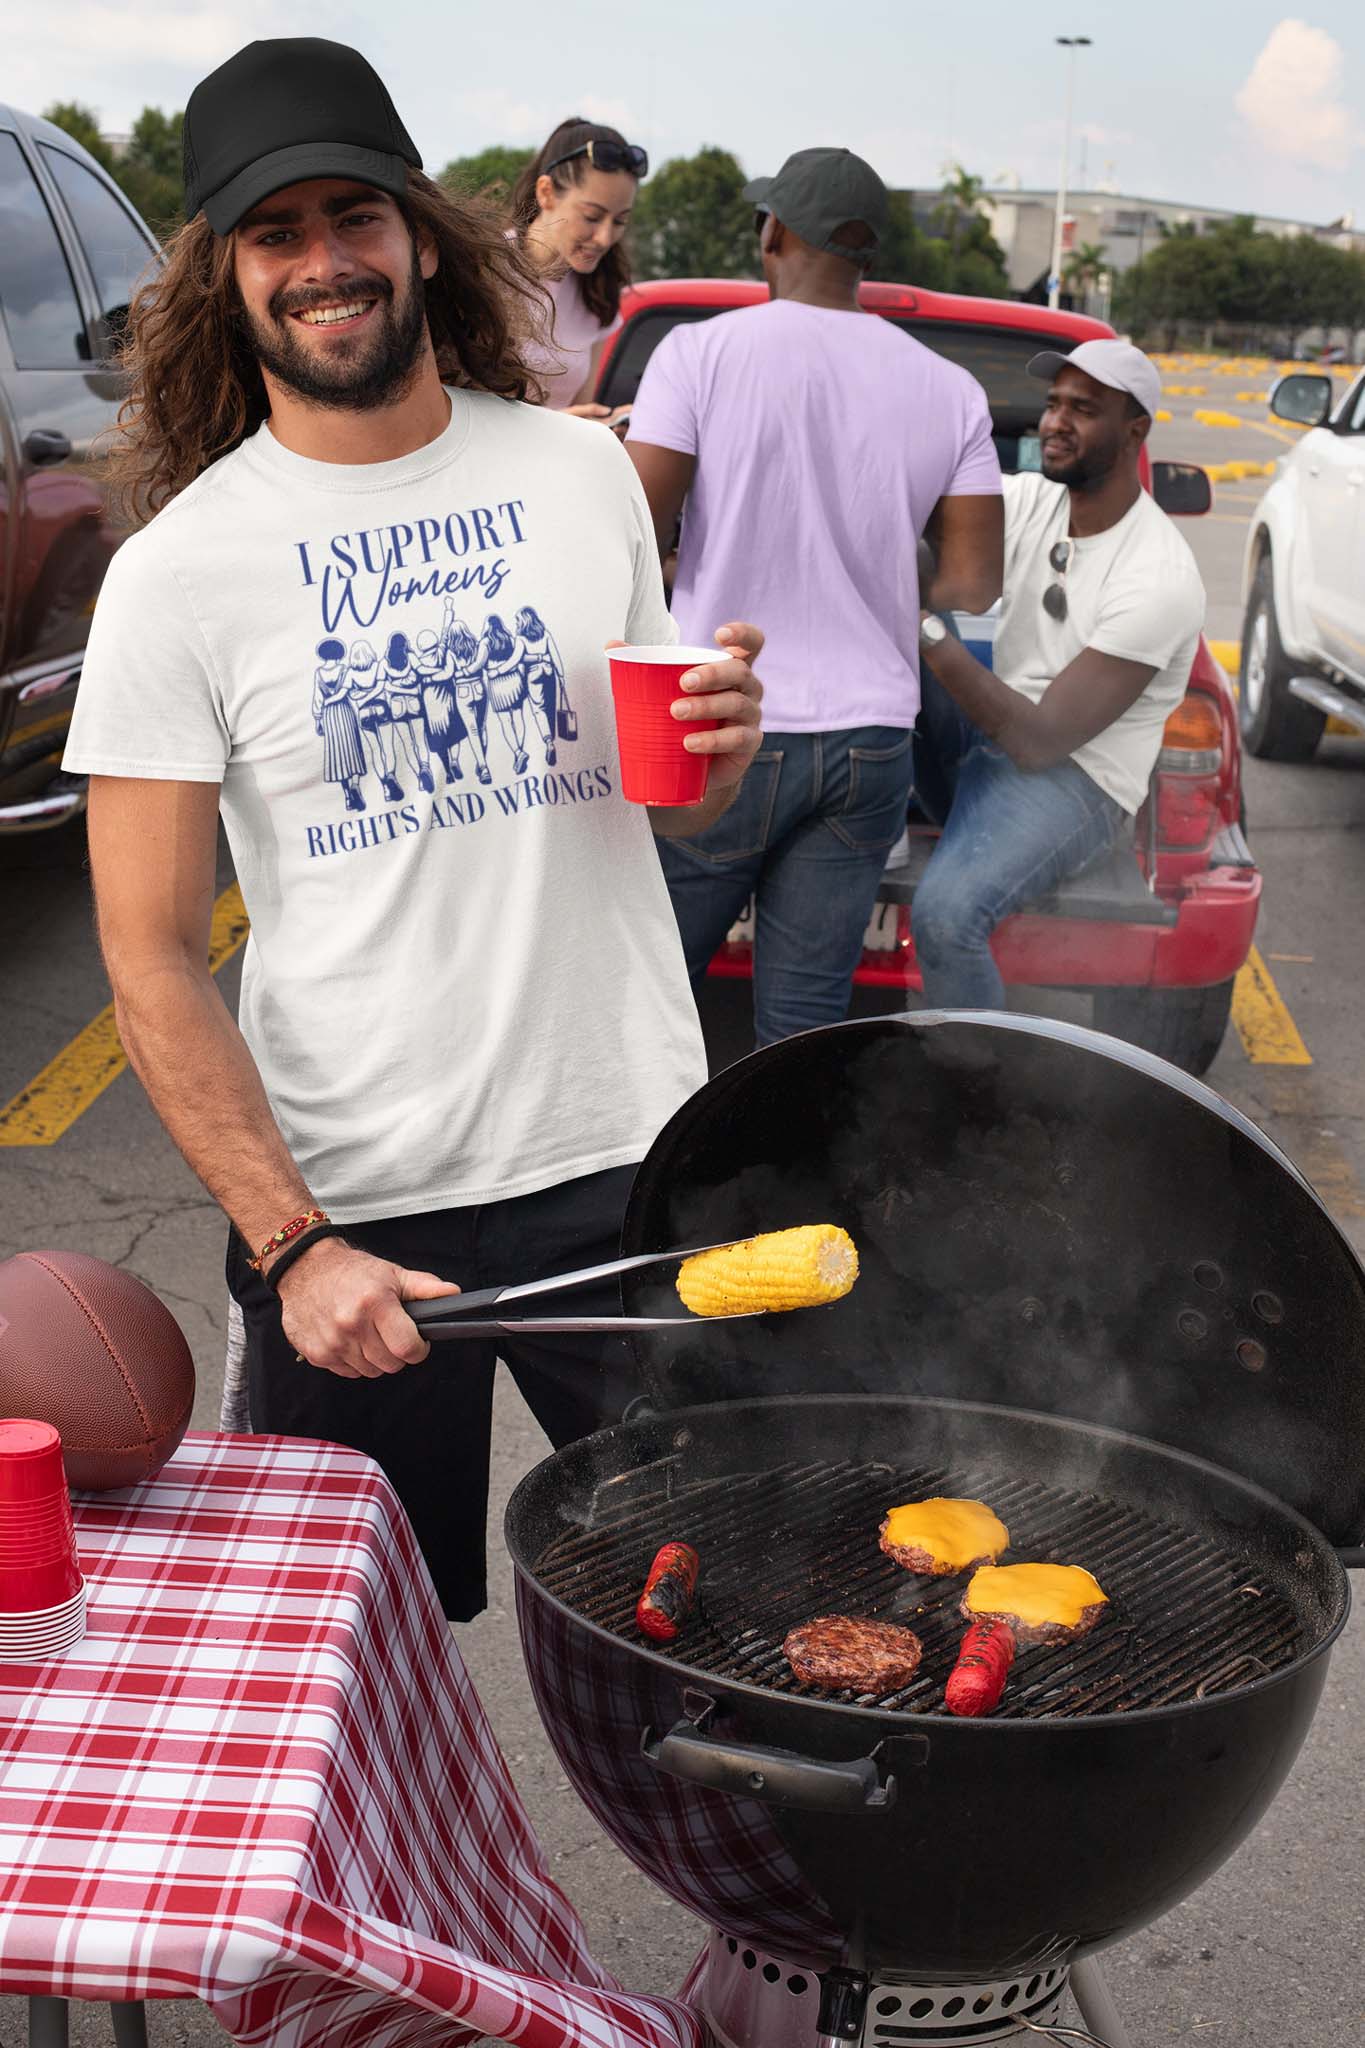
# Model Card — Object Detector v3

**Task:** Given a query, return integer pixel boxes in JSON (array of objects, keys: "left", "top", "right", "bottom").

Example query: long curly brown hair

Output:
[
  {"left": 108, "top": 171, "right": 546, "bottom": 521},
  {"left": 508, "top": 119, "right": 638, "bottom": 327}
]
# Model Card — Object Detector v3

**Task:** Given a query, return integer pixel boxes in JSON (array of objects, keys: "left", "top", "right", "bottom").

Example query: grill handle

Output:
[{"left": 640, "top": 1713, "right": 916, "bottom": 1814}]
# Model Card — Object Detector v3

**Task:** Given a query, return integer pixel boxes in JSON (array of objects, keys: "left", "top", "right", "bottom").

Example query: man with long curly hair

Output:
[{"left": 63, "top": 37, "right": 763, "bottom": 1621}]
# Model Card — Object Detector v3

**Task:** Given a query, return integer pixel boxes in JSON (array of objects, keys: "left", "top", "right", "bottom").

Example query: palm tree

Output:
[
  {"left": 934, "top": 164, "right": 987, "bottom": 264},
  {"left": 1063, "top": 241, "right": 1108, "bottom": 308}
]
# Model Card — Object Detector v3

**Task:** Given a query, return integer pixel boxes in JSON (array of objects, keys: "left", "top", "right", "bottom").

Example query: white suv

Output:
[{"left": 1239, "top": 369, "right": 1365, "bottom": 760}]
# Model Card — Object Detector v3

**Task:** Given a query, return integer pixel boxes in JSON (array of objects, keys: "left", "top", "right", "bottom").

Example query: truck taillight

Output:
[
  {"left": 1158, "top": 691, "right": 1222, "bottom": 775},
  {"left": 1155, "top": 689, "right": 1224, "bottom": 848}
]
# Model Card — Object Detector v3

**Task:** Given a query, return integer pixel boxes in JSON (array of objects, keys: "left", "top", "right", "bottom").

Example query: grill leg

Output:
[
  {"left": 28, "top": 1998, "right": 69, "bottom": 2048},
  {"left": 110, "top": 2003, "right": 150, "bottom": 2048},
  {"left": 1071, "top": 1957, "right": 1132, "bottom": 2048}
]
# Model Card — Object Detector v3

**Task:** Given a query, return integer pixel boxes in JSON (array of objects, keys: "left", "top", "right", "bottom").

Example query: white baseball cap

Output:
[{"left": 1026, "top": 338, "right": 1162, "bottom": 420}]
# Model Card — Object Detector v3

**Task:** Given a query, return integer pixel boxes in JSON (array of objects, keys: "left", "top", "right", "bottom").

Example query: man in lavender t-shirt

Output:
[{"left": 628, "top": 146, "right": 1003, "bottom": 1045}]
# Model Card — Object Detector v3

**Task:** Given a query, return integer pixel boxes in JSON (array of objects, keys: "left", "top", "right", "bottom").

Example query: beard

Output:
[
  {"left": 1041, "top": 436, "right": 1118, "bottom": 490},
  {"left": 243, "top": 245, "right": 428, "bottom": 411}
]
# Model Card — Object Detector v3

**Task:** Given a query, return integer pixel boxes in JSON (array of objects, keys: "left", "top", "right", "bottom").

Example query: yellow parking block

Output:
[
  {"left": 1155, "top": 408, "right": 1172, "bottom": 423},
  {"left": 1232, "top": 947, "right": 1312, "bottom": 1065},
  {"left": 1206, "top": 458, "right": 1276, "bottom": 481},
  {"left": 0, "top": 882, "right": 250, "bottom": 1146},
  {"left": 1194, "top": 409, "right": 1242, "bottom": 428},
  {"left": 1235, "top": 391, "right": 1268, "bottom": 403}
]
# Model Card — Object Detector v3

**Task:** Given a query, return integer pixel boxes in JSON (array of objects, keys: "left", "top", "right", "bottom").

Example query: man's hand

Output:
[
  {"left": 273, "top": 1236, "right": 461, "bottom": 1379},
  {"left": 668, "top": 621, "right": 764, "bottom": 793}
]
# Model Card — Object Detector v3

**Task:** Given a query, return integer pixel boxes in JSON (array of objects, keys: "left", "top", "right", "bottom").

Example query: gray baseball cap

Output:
[
  {"left": 743, "top": 147, "right": 888, "bottom": 268},
  {"left": 1027, "top": 339, "right": 1163, "bottom": 420}
]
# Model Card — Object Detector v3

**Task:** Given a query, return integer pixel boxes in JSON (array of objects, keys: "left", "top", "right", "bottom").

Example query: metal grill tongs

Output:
[{"left": 407, "top": 1243, "right": 758, "bottom": 1338}]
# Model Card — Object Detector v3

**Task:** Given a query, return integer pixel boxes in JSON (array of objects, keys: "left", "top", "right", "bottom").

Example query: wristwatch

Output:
[{"left": 919, "top": 612, "right": 949, "bottom": 648}]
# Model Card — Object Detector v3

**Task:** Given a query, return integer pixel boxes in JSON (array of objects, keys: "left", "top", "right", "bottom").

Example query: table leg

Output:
[
  {"left": 1070, "top": 1955, "right": 1133, "bottom": 2048},
  {"left": 110, "top": 2004, "right": 150, "bottom": 2048},
  {"left": 27, "top": 1997, "right": 69, "bottom": 2048}
]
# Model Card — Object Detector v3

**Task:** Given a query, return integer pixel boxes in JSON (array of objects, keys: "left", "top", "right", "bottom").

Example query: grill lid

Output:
[{"left": 621, "top": 1014, "right": 1365, "bottom": 1548}]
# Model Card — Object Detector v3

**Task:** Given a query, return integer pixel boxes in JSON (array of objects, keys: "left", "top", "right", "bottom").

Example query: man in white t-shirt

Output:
[
  {"left": 910, "top": 339, "right": 1205, "bottom": 1008},
  {"left": 62, "top": 36, "right": 762, "bottom": 1620}
]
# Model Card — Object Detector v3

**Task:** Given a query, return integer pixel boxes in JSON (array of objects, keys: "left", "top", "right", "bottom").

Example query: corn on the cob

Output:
[{"left": 677, "top": 1224, "right": 858, "bottom": 1317}]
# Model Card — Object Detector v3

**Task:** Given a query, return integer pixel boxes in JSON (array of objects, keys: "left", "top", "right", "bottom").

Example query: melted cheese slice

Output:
[
  {"left": 964, "top": 1563, "right": 1108, "bottom": 1630},
  {"left": 881, "top": 1497, "right": 1009, "bottom": 1570}
]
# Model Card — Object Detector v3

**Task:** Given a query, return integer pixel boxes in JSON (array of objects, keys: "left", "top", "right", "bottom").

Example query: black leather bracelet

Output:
[{"left": 263, "top": 1221, "right": 346, "bottom": 1293}]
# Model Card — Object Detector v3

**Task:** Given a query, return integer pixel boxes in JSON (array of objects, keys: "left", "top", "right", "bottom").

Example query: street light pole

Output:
[{"left": 1048, "top": 34, "right": 1091, "bottom": 311}]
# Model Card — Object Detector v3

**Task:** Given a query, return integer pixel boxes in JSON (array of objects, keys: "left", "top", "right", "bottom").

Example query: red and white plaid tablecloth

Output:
[{"left": 0, "top": 1433, "right": 705, "bottom": 2048}]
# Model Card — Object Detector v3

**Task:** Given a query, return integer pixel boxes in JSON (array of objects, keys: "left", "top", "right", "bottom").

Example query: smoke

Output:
[
  {"left": 619, "top": 1016, "right": 1358, "bottom": 1549},
  {"left": 1235, "top": 19, "right": 1363, "bottom": 174}
]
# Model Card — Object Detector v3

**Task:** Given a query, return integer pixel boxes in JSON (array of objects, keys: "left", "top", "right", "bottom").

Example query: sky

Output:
[{"left": 9, "top": 2, "right": 1365, "bottom": 228}]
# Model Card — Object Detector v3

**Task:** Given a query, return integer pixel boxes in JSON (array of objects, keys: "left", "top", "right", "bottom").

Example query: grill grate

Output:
[{"left": 532, "top": 1454, "right": 1306, "bottom": 1718}]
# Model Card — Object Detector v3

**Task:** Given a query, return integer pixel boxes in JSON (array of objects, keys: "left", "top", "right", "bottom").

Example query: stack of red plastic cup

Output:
[
  {"left": 0, "top": 1419, "right": 86, "bottom": 1659},
  {"left": 606, "top": 645, "right": 721, "bottom": 805}
]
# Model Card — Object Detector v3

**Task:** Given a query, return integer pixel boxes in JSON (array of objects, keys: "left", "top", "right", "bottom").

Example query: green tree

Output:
[
  {"left": 438, "top": 145, "right": 533, "bottom": 204},
  {"left": 1115, "top": 212, "right": 1365, "bottom": 349},
  {"left": 630, "top": 147, "right": 759, "bottom": 281},
  {"left": 870, "top": 191, "right": 946, "bottom": 288},
  {"left": 117, "top": 107, "right": 184, "bottom": 236},
  {"left": 42, "top": 100, "right": 183, "bottom": 236},
  {"left": 40, "top": 101, "right": 115, "bottom": 173},
  {"left": 870, "top": 183, "right": 1009, "bottom": 297},
  {"left": 934, "top": 164, "right": 986, "bottom": 264}
]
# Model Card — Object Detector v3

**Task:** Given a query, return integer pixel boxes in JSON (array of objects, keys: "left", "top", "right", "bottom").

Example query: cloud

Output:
[
  {"left": 1235, "top": 18, "right": 1363, "bottom": 173},
  {"left": 55, "top": 5, "right": 239, "bottom": 63}
]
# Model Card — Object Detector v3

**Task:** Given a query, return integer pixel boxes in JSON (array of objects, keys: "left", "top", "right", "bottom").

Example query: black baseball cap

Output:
[
  {"left": 742, "top": 147, "right": 888, "bottom": 267},
  {"left": 183, "top": 38, "right": 422, "bottom": 236}
]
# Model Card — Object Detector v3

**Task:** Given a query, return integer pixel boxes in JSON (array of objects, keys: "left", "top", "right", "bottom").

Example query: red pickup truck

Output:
[{"left": 596, "top": 279, "right": 1259, "bottom": 1076}]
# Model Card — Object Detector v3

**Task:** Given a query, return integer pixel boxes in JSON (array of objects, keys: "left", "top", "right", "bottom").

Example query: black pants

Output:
[{"left": 226, "top": 1164, "right": 639, "bottom": 1621}]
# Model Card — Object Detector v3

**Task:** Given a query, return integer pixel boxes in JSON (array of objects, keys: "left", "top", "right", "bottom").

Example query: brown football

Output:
[{"left": 0, "top": 1251, "right": 195, "bottom": 1490}]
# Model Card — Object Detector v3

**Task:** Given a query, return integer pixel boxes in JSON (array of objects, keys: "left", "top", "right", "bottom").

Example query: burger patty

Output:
[
  {"left": 956, "top": 1595, "right": 1107, "bottom": 1649},
  {"left": 878, "top": 1530, "right": 1001, "bottom": 1576},
  {"left": 783, "top": 1615, "right": 924, "bottom": 1692}
]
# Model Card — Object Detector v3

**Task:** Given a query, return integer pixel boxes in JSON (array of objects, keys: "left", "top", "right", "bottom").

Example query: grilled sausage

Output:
[
  {"left": 783, "top": 1615, "right": 923, "bottom": 1693},
  {"left": 945, "top": 1617, "right": 1016, "bottom": 1717},
  {"left": 635, "top": 1542, "right": 699, "bottom": 1642}
]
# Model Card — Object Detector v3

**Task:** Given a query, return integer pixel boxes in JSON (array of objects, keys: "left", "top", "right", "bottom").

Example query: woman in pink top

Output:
[{"left": 509, "top": 119, "right": 646, "bottom": 419}]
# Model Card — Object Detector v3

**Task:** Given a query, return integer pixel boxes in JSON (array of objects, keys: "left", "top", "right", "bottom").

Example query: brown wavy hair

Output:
[
  {"left": 509, "top": 119, "right": 639, "bottom": 327},
  {"left": 107, "top": 171, "right": 546, "bottom": 521}
]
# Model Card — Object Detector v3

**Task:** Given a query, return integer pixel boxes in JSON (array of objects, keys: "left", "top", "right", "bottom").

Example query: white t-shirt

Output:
[
  {"left": 65, "top": 392, "right": 705, "bottom": 1223},
  {"left": 993, "top": 472, "right": 1206, "bottom": 813},
  {"left": 523, "top": 267, "right": 621, "bottom": 410}
]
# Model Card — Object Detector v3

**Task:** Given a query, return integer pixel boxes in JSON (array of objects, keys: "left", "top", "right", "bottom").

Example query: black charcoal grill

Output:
[{"left": 506, "top": 1015, "right": 1364, "bottom": 2048}]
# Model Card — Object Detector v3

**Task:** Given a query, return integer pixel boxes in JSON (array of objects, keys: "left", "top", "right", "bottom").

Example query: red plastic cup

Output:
[
  {"left": 607, "top": 645, "right": 721, "bottom": 805},
  {"left": 0, "top": 1420, "right": 82, "bottom": 1615}
]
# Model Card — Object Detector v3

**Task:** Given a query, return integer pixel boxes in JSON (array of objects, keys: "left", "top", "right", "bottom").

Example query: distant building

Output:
[{"left": 974, "top": 187, "right": 1363, "bottom": 300}]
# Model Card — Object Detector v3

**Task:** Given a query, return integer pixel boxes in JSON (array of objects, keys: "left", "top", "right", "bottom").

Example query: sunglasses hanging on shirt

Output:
[
  {"left": 545, "top": 138, "right": 649, "bottom": 178},
  {"left": 1042, "top": 538, "right": 1075, "bottom": 622}
]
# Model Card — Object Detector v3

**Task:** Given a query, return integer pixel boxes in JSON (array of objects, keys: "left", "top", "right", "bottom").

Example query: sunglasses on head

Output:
[
  {"left": 1042, "top": 538, "right": 1075, "bottom": 622},
  {"left": 754, "top": 207, "right": 770, "bottom": 237},
  {"left": 545, "top": 138, "right": 649, "bottom": 179}
]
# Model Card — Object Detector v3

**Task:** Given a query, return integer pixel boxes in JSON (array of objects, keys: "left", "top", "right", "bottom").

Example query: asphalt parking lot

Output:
[{"left": 1, "top": 355, "right": 1363, "bottom": 2046}]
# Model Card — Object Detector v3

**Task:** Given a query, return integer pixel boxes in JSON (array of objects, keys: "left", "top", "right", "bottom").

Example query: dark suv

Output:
[{"left": 0, "top": 106, "right": 159, "bottom": 833}]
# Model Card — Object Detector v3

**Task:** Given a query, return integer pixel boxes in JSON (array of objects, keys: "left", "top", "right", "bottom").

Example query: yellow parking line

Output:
[
  {"left": 1243, "top": 418, "right": 1305, "bottom": 449},
  {"left": 0, "top": 883, "right": 249, "bottom": 1146},
  {"left": 1232, "top": 946, "right": 1312, "bottom": 1065},
  {"left": 1208, "top": 639, "right": 1241, "bottom": 674}
]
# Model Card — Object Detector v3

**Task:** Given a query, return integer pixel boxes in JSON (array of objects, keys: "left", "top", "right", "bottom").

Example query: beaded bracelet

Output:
[
  {"left": 263, "top": 1222, "right": 346, "bottom": 1294},
  {"left": 248, "top": 1208, "right": 328, "bottom": 1272}
]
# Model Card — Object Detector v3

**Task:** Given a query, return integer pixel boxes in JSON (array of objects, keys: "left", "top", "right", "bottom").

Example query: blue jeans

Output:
[
  {"left": 658, "top": 726, "right": 915, "bottom": 1045},
  {"left": 911, "top": 665, "right": 1127, "bottom": 1010}
]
